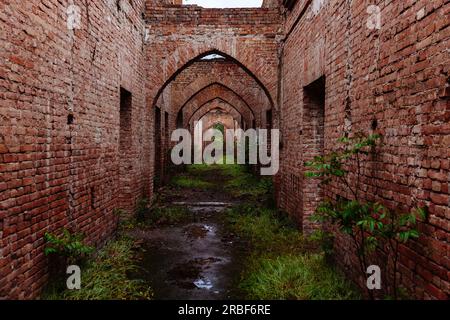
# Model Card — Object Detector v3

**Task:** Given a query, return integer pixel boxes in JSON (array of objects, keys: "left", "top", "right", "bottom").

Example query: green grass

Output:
[
  {"left": 226, "top": 174, "right": 273, "bottom": 199},
  {"left": 147, "top": 206, "right": 191, "bottom": 225},
  {"left": 227, "top": 204, "right": 307, "bottom": 254},
  {"left": 227, "top": 204, "right": 361, "bottom": 300},
  {"left": 170, "top": 175, "right": 214, "bottom": 189},
  {"left": 200, "top": 162, "right": 273, "bottom": 200},
  {"left": 42, "top": 236, "right": 152, "bottom": 300},
  {"left": 241, "top": 254, "right": 361, "bottom": 300}
]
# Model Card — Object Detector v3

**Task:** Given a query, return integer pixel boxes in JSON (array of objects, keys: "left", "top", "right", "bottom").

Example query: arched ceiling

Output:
[
  {"left": 156, "top": 58, "right": 273, "bottom": 119},
  {"left": 149, "top": 49, "right": 277, "bottom": 111},
  {"left": 180, "top": 83, "right": 255, "bottom": 128},
  {"left": 189, "top": 99, "right": 244, "bottom": 128}
]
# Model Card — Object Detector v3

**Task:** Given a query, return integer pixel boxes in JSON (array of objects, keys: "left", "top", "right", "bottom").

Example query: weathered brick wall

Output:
[
  {"left": 144, "top": 5, "right": 282, "bottom": 115},
  {"left": 278, "top": 0, "right": 449, "bottom": 299},
  {"left": 1, "top": 0, "right": 447, "bottom": 301},
  {"left": 0, "top": 0, "right": 150, "bottom": 298},
  {"left": 156, "top": 60, "right": 268, "bottom": 128}
]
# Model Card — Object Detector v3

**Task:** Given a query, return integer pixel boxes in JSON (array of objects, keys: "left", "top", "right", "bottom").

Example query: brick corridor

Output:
[{"left": 0, "top": 0, "right": 448, "bottom": 299}]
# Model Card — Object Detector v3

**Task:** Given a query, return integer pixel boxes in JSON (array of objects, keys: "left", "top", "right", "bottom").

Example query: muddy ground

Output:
[{"left": 130, "top": 166, "right": 250, "bottom": 300}]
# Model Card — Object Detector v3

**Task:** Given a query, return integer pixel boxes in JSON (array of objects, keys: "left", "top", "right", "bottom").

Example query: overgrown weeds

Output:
[
  {"left": 146, "top": 206, "right": 192, "bottom": 226},
  {"left": 170, "top": 175, "right": 214, "bottom": 189},
  {"left": 227, "top": 204, "right": 361, "bottom": 300},
  {"left": 240, "top": 253, "right": 360, "bottom": 300},
  {"left": 42, "top": 235, "right": 152, "bottom": 300}
]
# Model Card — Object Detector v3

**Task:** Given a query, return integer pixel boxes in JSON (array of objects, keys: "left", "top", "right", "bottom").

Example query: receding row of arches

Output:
[{"left": 152, "top": 50, "right": 275, "bottom": 186}]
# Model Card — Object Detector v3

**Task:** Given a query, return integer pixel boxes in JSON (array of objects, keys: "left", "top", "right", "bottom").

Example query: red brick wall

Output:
[
  {"left": 1, "top": 0, "right": 448, "bottom": 300},
  {"left": 144, "top": 5, "right": 281, "bottom": 113},
  {"left": 156, "top": 60, "right": 269, "bottom": 129},
  {"left": 278, "top": 0, "right": 449, "bottom": 299},
  {"left": 146, "top": 8, "right": 281, "bottom": 182},
  {"left": 0, "top": 0, "right": 150, "bottom": 298}
]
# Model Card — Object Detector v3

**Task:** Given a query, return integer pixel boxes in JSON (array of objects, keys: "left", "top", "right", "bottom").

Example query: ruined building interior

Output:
[{"left": 0, "top": 0, "right": 449, "bottom": 299}]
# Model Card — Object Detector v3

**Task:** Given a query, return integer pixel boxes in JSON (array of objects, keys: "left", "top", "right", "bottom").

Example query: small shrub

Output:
[
  {"left": 309, "top": 230, "right": 335, "bottom": 259},
  {"left": 44, "top": 229, "right": 94, "bottom": 264},
  {"left": 136, "top": 198, "right": 150, "bottom": 222},
  {"left": 306, "top": 133, "right": 428, "bottom": 299}
]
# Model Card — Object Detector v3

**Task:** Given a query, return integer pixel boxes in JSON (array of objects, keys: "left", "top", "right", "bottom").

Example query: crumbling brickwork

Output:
[
  {"left": 277, "top": 0, "right": 449, "bottom": 299},
  {"left": 0, "top": 0, "right": 150, "bottom": 298},
  {"left": 0, "top": 0, "right": 448, "bottom": 300}
]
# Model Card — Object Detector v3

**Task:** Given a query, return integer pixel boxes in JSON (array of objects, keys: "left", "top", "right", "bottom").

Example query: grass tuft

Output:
[
  {"left": 227, "top": 204, "right": 306, "bottom": 254},
  {"left": 170, "top": 175, "right": 214, "bottom": 189},
  {"left": 241, "top": 253, "right": 361, "bottom": 300},
  {"left": 227, "top": 204, "right": 361, "bottom": 300},
  {"left": 42, "top": 236, "right": 152, "bottom": 300},
  {"left": 147, "top": 206, "right": 191, "bottom": 226}
]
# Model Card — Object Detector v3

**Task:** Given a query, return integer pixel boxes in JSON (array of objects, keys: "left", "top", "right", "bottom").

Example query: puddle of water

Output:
[
  {"left": 184, "top": 225, "right": 208, "bottom": 239},
  {"left": 130, "top": 208, "right": 247, "bottom": 300},
  {"left": 204, "top": 225, "right": 215, "bottom": 234},
  {"left": 194, "top": 278, "right": 213, "bottom": 290}
]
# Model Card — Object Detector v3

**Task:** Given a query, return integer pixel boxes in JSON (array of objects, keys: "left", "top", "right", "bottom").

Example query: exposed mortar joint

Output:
[{"left": 343, "top": 0, "right": 353, "bottom": 136}]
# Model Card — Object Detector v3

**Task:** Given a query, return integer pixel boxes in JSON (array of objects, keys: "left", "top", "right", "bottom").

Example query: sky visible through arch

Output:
[{"left": 183, "top": 0, "right": 263, "bottom": 8}]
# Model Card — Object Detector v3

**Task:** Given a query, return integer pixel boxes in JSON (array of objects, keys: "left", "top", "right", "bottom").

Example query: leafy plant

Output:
[
  {"left": 309, "top": 230, "right": 335, "bottom": 259},
  {"left": 359, "top": 205, "right": 427, "bottom": 299},
  {"left": 306, "top": 133, "right": 427, "bottom": 299},
  {"left": 44, "top": 229, "right": 94, "bottom": 264},
  {"left": 227, "top": 204, "right": 360, "bottom": 300}
]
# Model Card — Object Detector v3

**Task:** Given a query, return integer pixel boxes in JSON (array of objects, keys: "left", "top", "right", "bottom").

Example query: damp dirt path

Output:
[{"left": 130, "top": 166, "right": 249, "bottom": 300}]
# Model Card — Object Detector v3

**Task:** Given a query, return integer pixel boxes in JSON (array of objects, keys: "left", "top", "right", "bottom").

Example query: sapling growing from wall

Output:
[
  {"left": 305, "top": 133, "right": 427, "bottom": 299},
  {"left": 44, "top": 229, "right": 94, "bottom": 283},
  {"left": 44, "top": 229, "right": 94, "bottom": 263}
]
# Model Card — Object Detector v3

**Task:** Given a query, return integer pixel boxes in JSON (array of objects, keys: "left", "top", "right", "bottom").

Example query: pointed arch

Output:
[
  {"left": 179, "top": 83, "right": 255, "bottom": 128},
  {"left": 187, "top": 98, "right": 248, "bottom": 128},
  {"left": 152, "top": 50, "right": 275, "bottom": 110}
]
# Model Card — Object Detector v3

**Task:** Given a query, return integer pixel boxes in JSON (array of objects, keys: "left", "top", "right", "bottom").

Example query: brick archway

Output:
[
  {"left": 148, "top": 49, "right": 277, "bottom": 112},
  {"left": 179, "top": 83, "right": 255, "bottom": 128},
  {"left": 189, "top": 99, "right": 244, "bottom": 130},
  {"left": 198, "top": 107, "right": 240, "bottom": 134},
  {"left": 156, "top": 59, "right": 273, "bottom": 121}
]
